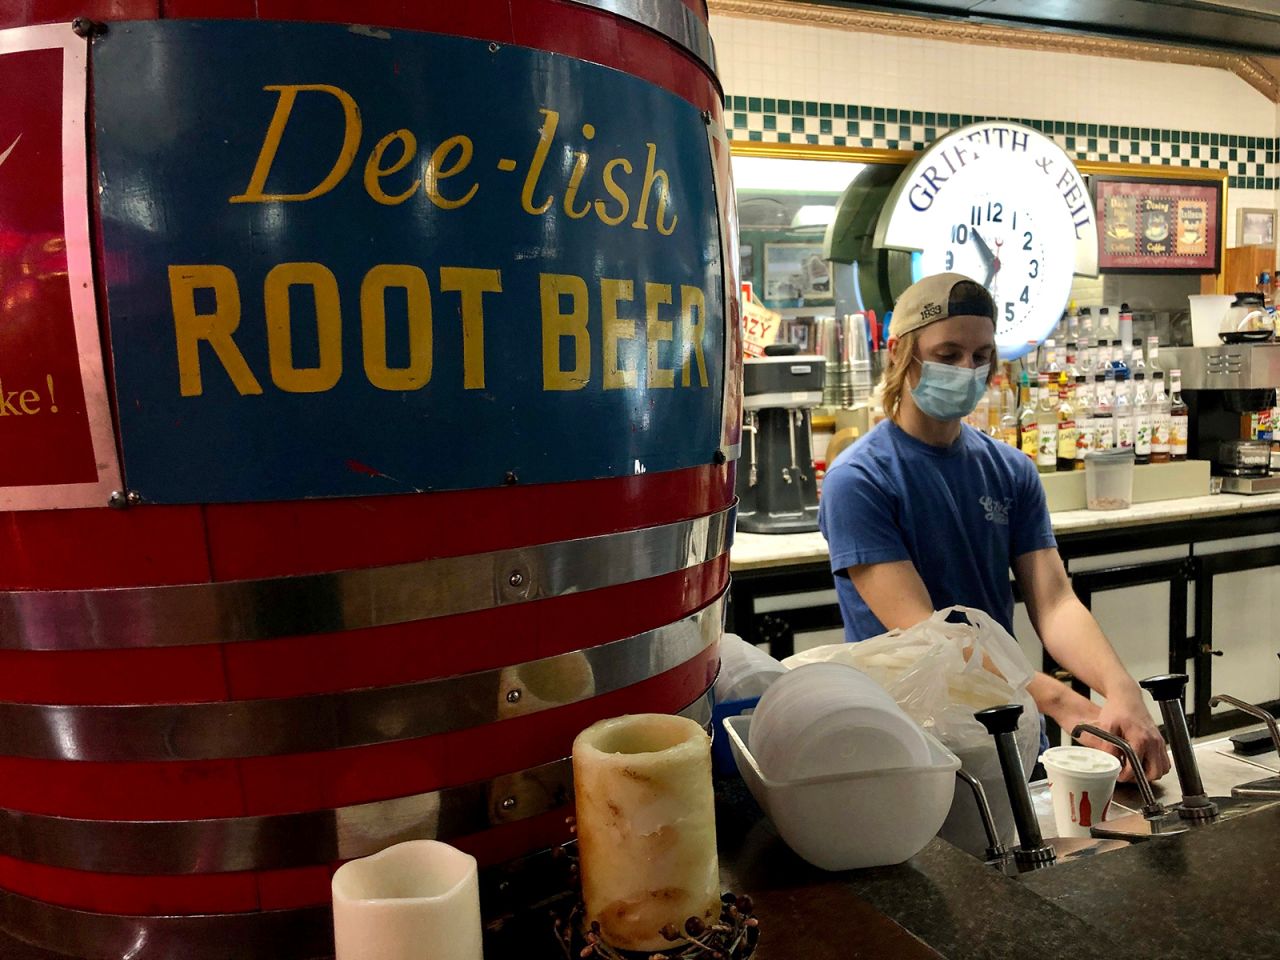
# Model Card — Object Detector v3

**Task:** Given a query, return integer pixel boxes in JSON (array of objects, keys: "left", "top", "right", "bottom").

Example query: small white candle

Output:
[
  {"left": 572, "top": 713, "right": 720, "bottom": 952},
  {"left": 331, "top": 840, "right": 483, "bottom": 960}
]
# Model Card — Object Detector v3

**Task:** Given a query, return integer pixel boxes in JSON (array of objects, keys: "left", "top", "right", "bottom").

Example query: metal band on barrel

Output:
[
  {"left": 0, "top": 593, "right": 724, "bottom": 762},
  {"left": 0, "top": 893, "right": 332, "bottom": 960},
  {"left": 0, "top": 689, "right": 715, "bottom": 959},
  {"left": 564, "top": 0, "right": 718, "bottom": 76},
  {"left": 0, "top": 508, "right": 732, "bottom": 651},
  {"left": 0, "top": 687, "right": 714, "bottom": 875}
]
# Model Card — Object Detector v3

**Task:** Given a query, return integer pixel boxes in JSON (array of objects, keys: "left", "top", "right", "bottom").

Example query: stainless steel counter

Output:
[{"left": 1029, "top": 728, "right": 1280, "bottom": 840}]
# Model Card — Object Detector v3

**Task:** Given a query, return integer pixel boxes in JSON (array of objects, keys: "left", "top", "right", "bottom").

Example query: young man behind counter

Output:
[{"left": 818, "top": 272, "right": 1171, "bottom": 783}]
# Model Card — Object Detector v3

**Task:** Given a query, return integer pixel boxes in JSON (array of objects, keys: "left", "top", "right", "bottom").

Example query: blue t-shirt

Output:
[{"left": 818, "top": 419, "right": 1057, "bottom": 642}]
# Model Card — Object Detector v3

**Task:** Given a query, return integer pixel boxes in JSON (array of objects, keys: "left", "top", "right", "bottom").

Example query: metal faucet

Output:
[
  {"left": 974, "top": 704, "right": 1055, "bottom": 867},
  {"left": 1209, "top": 694, "right": 1280, "bottom": 753},
  {"left": 953, "top": 768, "right": 1009, "bottom": 863},
  {"left": 1070, "top": 722, "right": 1191, "bottom": 841},
  {"left": 1209, "top": 693, "right": 1280, "bottom": 799},
  {"left": 1072, "top": 723, "right": 1164, "bottom": 818},
  {"left": 971, "top": 705, "right": 1131, "bottom": 870},
  {"left": 1139, "top": 674, "right": 1217, "bottom": 819},
  {"left": 1082, "top": 675, "right": 1272, "bottom": 840}
]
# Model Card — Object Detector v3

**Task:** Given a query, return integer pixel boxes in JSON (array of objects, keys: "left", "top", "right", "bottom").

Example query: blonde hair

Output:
[
  {"left": 879, "top": 329, "right": 998, "bottom": 420},
  {"left": 879, "top": 329, "right": 922, "bottom": 420}
]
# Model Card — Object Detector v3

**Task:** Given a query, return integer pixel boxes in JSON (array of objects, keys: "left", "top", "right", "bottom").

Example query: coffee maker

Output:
[
  {"left": 736, "top": 344, "right": 826, "bottom": 533},
  {"left": 1165, "top": 343, "right": 1280, "bottom": 494}
]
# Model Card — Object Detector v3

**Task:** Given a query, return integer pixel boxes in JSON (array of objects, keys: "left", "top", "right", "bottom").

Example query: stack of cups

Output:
[
  {"left": 848, "top": 313, "right": 873, "bottom": 405},
  {"left": 819, "top": 316, "right": 848, "bottom": 408},
  {"left": 748, "top": 663, "right": 930, "bottom": 780},
  {"left": 715, "top": 634, "right": 787, "bottom": 703},
  {"left": 1040, "top": 746, "right": 1121, "bottom": 837}
]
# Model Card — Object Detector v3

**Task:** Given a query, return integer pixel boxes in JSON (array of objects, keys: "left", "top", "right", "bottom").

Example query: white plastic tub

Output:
[
  {"left": 723, "top": 714, "right": 959, "bottom": 871},
  {"left": 1188, "top": 294, "right": 1233, "bottom": 347}
]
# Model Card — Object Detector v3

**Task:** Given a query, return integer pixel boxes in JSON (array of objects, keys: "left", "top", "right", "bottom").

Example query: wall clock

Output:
[{"left": 872, "top": 121, "right": 1098, "bottom": 360}]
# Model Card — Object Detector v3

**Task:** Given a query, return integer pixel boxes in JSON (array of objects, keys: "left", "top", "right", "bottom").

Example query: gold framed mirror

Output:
[{"left": 729, "top": 140, "right": 1229, "bottom": 334}]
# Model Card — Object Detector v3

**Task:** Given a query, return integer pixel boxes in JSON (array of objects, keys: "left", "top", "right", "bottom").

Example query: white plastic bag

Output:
[
  {"left": 715, "top": 633, "right": 786, "bottom": 703},
  {"left": 784, "top": 606, "right": 1040, "bottom": 855}
]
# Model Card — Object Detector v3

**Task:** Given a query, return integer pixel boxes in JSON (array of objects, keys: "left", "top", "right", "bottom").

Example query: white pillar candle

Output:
[
  {"left": 572, "top": 713, "right": 719, "bottom": 952},
  {"left": 331, "top": 839, "right": 483, "bottom": 960}
]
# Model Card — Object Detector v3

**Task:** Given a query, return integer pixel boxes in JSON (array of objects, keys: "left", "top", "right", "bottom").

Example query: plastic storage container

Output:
[
  {"left": 1188, "top": 294, "right": 1234, "bottom": 347},
  {"left": 724, "top": 714, "right": 959, "bottom": 871},
  {"left": 1085, "top": 447, "right": 1136, "bottom": 510},
  {"left": 748, "top": 663, "right": 930, "bottom": 781},
  {"left": 715, "top": 634, "right": 786, "bottom": 703}
]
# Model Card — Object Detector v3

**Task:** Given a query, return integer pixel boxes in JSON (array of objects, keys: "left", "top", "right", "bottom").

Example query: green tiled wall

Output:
[{"left": 724, "top": 96, "right": 1277, "bottom": 191}]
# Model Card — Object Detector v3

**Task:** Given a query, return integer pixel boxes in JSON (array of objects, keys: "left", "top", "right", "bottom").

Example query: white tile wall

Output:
[
  {"left": 714, "top": 13, "right": 1280, "bottom": 246},
  {"left": 711, "top": 15, "right": 1276, "bottom": 137}
]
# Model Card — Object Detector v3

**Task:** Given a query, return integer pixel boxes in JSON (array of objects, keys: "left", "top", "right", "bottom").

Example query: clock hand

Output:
[{"left": 971, "top": 228, "right": 995, "bottom": 266}]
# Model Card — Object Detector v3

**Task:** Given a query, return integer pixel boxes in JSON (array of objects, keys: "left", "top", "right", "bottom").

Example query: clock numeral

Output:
[
  {"left": 1028, "top": 259, "right": 1039, "bottom": 279},
  {"left": 951, "top": 224, "right": 969, "bottom": 243},
  {"left": 970, "top": 202, "right": 1004, "bottom": 225},
  {"left": 1004, "top": 302, "right": 1014, "bottom": 323},
  {"left": 946, "top": 251, "right": 954, "bottom": 270},
  {"left": 1022, "top": 231, "right": 1033, "bottom": 251},
  {"left": 1019, "top": 285, "right": 1030, "bottom": 304},
  {"left": 1012, "top": 211, "right": 1018, "bottom": 230}
]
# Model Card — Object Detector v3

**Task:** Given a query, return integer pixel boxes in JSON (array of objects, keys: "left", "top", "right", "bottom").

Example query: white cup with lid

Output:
[{"left": 1040, "top": 746, "right": 1122, "bottom": 838}]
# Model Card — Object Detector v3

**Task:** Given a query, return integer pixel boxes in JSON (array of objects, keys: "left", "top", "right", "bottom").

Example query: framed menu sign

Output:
[
  {"left": 1091, "top": 174, "right": 1223, "bottom": 273},
  {"left": 0, "top": 24, "right": 121, "bottom": 510}
]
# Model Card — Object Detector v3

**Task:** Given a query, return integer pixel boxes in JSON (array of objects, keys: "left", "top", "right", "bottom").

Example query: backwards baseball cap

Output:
[{"left": 888, "top": 272, "right": 997, "bottom": 339}]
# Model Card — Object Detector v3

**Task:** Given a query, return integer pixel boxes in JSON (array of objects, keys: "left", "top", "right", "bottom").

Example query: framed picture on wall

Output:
[
  {"left": 763, "top": 242, "right": 832, "bottom": 304},
  {"left": 1237, "top": 208, "right": 1276, "bottom": 247},
  {"left": 1090, "top": 174, "right": 1223, "bottom": 273}
]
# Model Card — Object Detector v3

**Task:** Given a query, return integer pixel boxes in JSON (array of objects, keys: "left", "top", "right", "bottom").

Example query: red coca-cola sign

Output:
[{"left": 0, "top": 25, "right": 118, "bottom": 509}]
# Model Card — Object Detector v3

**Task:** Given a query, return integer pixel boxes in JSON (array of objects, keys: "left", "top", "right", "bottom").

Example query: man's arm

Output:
[
  {"left": 1013, "top": 547, "right": 1171, "bottom": 782},
  {"left": 849, "top": 557, "right": 1169, "bottom": 782},
  {"left": 850, "top": 557, "right": 1063, "bottom": 704},
  {"left": 846, "top": 560, "right": 935, "bottom": 629}
]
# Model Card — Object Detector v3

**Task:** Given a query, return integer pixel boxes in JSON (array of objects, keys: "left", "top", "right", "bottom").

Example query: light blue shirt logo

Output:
[{"left": 979, "top": 494, "right": 1012, "bottom": 525}]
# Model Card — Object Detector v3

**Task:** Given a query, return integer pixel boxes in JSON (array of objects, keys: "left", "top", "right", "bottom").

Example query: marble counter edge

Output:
[{"left": 730, "top": 492, "right": 1280, "bottom": 571}]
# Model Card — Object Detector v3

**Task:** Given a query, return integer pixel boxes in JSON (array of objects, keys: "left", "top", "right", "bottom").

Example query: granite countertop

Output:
[
  {"left": 716, "top": 734, "right": 1280, "bottom": 960},
  {"left": 6, "top": 740, "right": 1278, "bottom": 960},
  {"left": 731, "top": 491, "right": 1280, "bottom": 571}
]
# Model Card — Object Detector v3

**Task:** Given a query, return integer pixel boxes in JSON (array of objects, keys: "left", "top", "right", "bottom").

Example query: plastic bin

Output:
[
  {"left": 724, "top": 715, "right": 959, "bottom": 871},
  {"left": 1085, "top": 448, "right": 1135, "bottom": 510},
  {"left": 1188, "top": 294, "right": 1234, "bottom": 347}
]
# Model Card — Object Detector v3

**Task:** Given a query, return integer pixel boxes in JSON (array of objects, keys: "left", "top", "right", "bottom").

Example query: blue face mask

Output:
[{"left": 910, "top": 360, "right": 991, "bottom": 421}]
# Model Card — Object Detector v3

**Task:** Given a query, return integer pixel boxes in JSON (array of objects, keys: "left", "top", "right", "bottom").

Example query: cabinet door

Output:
[
  {"left": 1208, "top": 566, "right": 1280, "bottom": 713},
  {"left": 1016, "top": 583, "right": 1174, "bottom": 738},
  {"left": 1089, "top": 582, "right": 1176, "bottom": 725}
]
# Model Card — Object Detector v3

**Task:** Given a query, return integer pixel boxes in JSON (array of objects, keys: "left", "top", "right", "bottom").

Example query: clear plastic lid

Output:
[{"left": 1085, "top": 447, "right": 1135, "bottom": 463}]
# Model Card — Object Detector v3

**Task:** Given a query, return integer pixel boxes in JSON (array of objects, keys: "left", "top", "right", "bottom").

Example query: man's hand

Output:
[
  {"left": 1076, "top": 689, "right": 1171, "bottom": 784},
  {"left": 1015, "top": 548, "right": 1173, "bottom": 784},
  {"left": 1030, "top": 672, "right": 1171, "bottom": 784}
]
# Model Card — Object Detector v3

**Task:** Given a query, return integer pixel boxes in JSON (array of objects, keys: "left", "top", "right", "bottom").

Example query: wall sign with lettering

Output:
[
  {"left": 874, "top": 122, "right": 1099, "bottom": 361},
  {"left": 0, "top": 24, "right": 121, "bottom": 510},
  {"left": 93, "top": 20, "right": 725, "bottom": 504}
]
